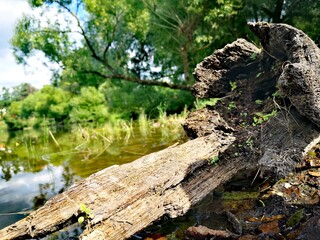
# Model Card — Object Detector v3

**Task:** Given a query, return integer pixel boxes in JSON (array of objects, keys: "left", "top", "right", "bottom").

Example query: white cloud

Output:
[
  {"left": 0, "top": 49, "right": 53, "bottom": 89},
  {"left": 0, "top": 0, "right": 52, "bottom": 89},
  {"left": 0, "top": 0, "right": 85, "bottom": 90}
]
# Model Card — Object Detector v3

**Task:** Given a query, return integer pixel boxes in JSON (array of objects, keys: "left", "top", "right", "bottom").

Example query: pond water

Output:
[{"left": 0, "top": 123, "right": 187, "bottom": 230}]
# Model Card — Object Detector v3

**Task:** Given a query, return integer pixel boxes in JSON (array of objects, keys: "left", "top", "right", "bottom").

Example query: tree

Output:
[
  {"left": 12, "top": 0, "right": 247, "bottom": 93},
  {"left": 241, "top": 0, "right": 320, "bottom": 42},
  {"left": 69, "top": 86, "right": 109, "bottom": 123},
  {"left": 12, "top": 0, "right": 183, "bottom": 90},
  {"left": 11, "top": 83, "right": 37, "bottom": 101},
  {"left": 0, "top": 87, "right": 11, "bottom": 108},
  {"left": 11, "top": 0, "right": 320, "bottom": 94},
  {"left": 0, "top": 84, "right": 37, "bottom": 109}
]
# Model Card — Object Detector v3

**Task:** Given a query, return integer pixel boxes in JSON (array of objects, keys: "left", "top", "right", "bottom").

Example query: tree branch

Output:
[
  {"left": 55, "top": 0, "right": 190, "bottom": 91},
  {"left": 56, "top": 1, "right": 118, "bottom": 75},
  {"left": 56, "top": 2, "right": 101, "bottom": 61},
  {"left": 80, "top": 69, "right": 192, "bottom": 91}
]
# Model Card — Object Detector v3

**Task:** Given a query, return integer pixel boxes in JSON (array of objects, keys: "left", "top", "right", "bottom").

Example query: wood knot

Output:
[{"left": 282, "top": 61, "right": 292, "bottom": 70}]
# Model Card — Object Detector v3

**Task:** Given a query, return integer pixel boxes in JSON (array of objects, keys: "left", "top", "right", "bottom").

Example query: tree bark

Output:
[
  {"left": 248, "top": 22, "right": 320, "bottom": 127},
  {"left": 2, "top": 22, "right": 320, "bottom": 239}
]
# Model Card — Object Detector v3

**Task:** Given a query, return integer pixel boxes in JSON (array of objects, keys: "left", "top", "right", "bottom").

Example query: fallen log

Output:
[
  {"left": 2, "top": 22, "right": 320, "bottom": 239},
  {"left": 0, "top": 131, "right": 237, "bottom": 239}
]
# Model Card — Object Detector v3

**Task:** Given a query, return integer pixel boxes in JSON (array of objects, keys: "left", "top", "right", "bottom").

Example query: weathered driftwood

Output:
[
  {"left": 2, "top": 22, "right": 320, "bottom": 239},
  {"left": 0, "top": 132, "right": 236, "bottom": 239}
]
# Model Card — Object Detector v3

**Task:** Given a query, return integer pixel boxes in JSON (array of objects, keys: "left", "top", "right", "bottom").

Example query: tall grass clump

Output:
[
  {"left": 71, "top": 106, "right": 188, "bottom": 159},
  {"left": 155, "top": 106, "right": 188, "bottom": 140},
  {"left": 138, "top": 111, "right": 150, "bottom": 137}
]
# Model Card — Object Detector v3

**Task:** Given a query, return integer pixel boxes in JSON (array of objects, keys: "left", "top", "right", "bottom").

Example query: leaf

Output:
[
  {"left": 79, "top": 203, "right": 91, "bottom": 215},
  {"left": 209, "top": 156, "right": 219, "bottom": 165},
  {"left": 308, "top": 171, "right": 320, "bottom": 177},
  {"left": 286, "top": 209, "right": 304, "bottom": 228},
  {"left": 78, "top": 216, "right": 85, "bottom": 224},
  {"left": 79, "top": 203, "right": 87, "bottom": 213},
  {"left": 258, "top": 221, "right": 280, "bottom": 234}
]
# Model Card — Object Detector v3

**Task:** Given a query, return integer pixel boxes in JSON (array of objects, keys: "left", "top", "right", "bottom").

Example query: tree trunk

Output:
[
  {"left": 181, "top": 45, "right": 192, "bottom": 84},
  {"left": 2, "top": 22, "right": 320, "bottom": 239}
]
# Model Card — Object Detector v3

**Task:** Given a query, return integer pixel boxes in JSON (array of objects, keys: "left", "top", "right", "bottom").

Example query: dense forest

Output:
[{"left": 1, "top": 0, "right": 320, "bottom": 130}]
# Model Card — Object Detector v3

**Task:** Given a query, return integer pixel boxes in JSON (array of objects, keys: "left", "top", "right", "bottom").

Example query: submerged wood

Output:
[{"left": 2, "top": 22, "right": 320, "bottom": 239}]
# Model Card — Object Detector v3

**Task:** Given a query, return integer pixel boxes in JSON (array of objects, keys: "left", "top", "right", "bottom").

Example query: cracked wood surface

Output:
[{"left": 0, "top": 132, "right": 235, "bottom": 239}]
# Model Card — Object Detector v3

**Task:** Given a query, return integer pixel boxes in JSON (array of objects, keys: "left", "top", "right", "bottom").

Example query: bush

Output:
[
  {"left": 3, "top": 102, "right": 28, "bottom": 130},
  {"left": 69, "top": 87, "right": 109, "bottom": 124},
  {"left": 99, "top": 81, "right": 194, "bottom": 119}
]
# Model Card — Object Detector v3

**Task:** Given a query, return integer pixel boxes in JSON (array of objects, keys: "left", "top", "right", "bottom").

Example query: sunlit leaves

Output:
[
  {"left": 11, "top": 12, "right": 72, "bottom": 66},
  {"left": 69, "top": 87, "right": 109, "bottom": 123},
  {"left": 29, "top": 0, "right": 72, "bottom": 8},
  {"left": 206, "top": 0, "right": 242, "bottom": 19},
  {"left": 28, "top": 0, "right": 45, "bottom": 7},
  {"left": 18, "top": 85, "right": 71, "bottom": 121}
]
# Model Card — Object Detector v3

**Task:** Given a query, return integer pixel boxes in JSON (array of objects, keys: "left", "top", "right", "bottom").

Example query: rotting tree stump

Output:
[{"left": 2, "top": 22, "right": 320, "bottom": 239}]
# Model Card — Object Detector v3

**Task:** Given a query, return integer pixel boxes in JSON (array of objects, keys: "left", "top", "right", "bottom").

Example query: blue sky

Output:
[{"left": 0, "top": 0, "right": 52, "bottom": 89}]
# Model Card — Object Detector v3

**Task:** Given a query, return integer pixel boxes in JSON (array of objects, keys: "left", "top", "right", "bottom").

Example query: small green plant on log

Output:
[
  {"left": 245, "top": 137, "right": 254, "bottom": 148},
  {"left": 254, "top": 99, "right": 263, "bottom": 105},
  {"left": 227, "top": 101, "right": 237, "bottom": 111},
  {"left": 252, "top": 110, "right": 277, "bottom": 126},
  {"left": 250, "top": 52, "right": 257, "bottom": 60},
  {"left": 209, "top": 156, "right": 219, "bottom": 165},
  {"left": 229, "top": 81, "right": 237, "bottom": 91},
  {"left": 194, "top": 98, "right": 220, "bottom": 110},
  {"left": 78, "top": 203, "right": 95, "bottom": 224}
]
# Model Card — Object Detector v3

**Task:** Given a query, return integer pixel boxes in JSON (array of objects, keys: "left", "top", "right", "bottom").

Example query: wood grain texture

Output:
[{"left": 0, "top": 132, "right": 235, "bottom": 239}]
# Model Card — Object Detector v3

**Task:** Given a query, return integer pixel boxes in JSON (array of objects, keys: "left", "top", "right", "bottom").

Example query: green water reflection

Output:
[{"left": 0, "top": 124, "right": 187, "bottom": 229}]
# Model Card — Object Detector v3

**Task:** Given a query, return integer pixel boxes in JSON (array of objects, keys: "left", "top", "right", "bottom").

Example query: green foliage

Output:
[
  {"left": 11, "top": 0, "right": 251, "bottom": 92},
  {"left": 194, "top": 98, "right": 220, "bottom": 110},
  {"left": 11, "top": 0, "right": 320, "bottom": 93},
  {"left": 230, "top": 81, "right": 237, "bottom": 91},
  {"left": 286, "top": 209, "right": 304, "bottom": 228},
  {"left": 227, "top": 101, "right": 237, "bottom": 110},
  {"left": 245, "top": 137, "right": 253, "bottom": 148},
  {"left": 209, "top": 156, "right": 219, "bottom": 165},
  {"left": 8, "top": 0, "right": 320, "bottom": 131},
  {"left": 3, "top": 102, "right": 28, "bottom": 130},
  {"left": 78, "top": 203, "right": 94, "bottom": 224},
  {"left": 0, "top": 84, "right": 37, "bottom": 108},
  {"left": 0, "top": 87, "right": 12, "bottom": 108},
  {"left": 252, "top": 109, "right": 277, "bottom": 126},
  {"left": 250, "top": 52, "right": 257, "bottom": 60},
  {"left": 254, "top": 99, "right": 263, "bottom": 105},
  {"left": 22, "top": 85, "right": 71, "bottom": 123},
  {"left": 69, "top": 87, "right": 109, "bottom": 124},
  {"left": 99, "top": 81, "right": 193, "bottom": 118}
]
